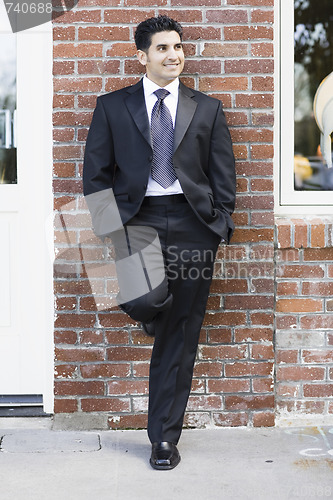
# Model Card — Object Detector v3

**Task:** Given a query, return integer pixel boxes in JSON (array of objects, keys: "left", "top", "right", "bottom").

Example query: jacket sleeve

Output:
[
  {"left": 83, "top": 96, "right": 115, "bottom": 196},
  {"left": 83, "top": 97, "right": 123, "bottom": 238},
  {"left": 208, "top": 100, "right": 236, "bottom": 243}
]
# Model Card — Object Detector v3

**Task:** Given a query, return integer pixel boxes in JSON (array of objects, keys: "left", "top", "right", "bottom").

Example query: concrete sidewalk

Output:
[{"left": 0, "top": 418, "right": 332, "bottom": 500}]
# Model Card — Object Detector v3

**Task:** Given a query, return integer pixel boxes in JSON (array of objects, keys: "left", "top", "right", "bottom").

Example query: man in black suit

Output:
[{"left": 83, "top": 15, "right": 236, "bottom": 470}]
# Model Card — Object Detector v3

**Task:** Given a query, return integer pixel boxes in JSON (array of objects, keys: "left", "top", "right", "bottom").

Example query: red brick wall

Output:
[
  {"left": 53, "top": 0, "right": 276, "bottom": 428},
  {"left": 275, "top": 218, "right": 333, "bottom": 421}
]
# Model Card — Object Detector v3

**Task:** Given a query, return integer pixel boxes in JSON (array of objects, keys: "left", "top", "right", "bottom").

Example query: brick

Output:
[
  {"left": 104, "top": 9, "right": 155, "bottom": 23},
  {"left": 251, "top": 177, "right": 274, "bottom": 192},
  {"left": 55, "top": 295, "right": 76, "bottom": 311},
  {"left": 225, "top": 361, "right": 273, "bottom": 377},
  {"left": 78, "top": 95, "right": 97, "bottom": 109},
  {"left": 53, "top": 26, "right": 76, "bottom": 41},
  {"left": 183, "top": 26, "right": 220, "bottom": 40},
  {"left": 276, "top": 298, "right": 323, "bottom": 314},
  {"left": 53, "top": 61, "right": 75, "bottom": 75},
  {"left": 251, "top": 344, "right": 274, "bottom": 360},
  {"left": 233, "top": 144, "right": 248, "bottom": 159},
  {"left": 183, "top": 60, "right": 221, "bottom": 74},
  {"left": 199, "top": 76, "right": 248, "bottom": 92},
  {"left": 78, "top": 26, "right": 129, "bottom": 41},
  {"left": 277, "top": 366, "right": 325, "bottom": 381},
  {"left": 225, "top": 59, "right": 273, "bottom": 74},
  {"left": 224, "top": 26, "right": 273, "bottom": 41},
  {"left": 207, "top": 328, "right": 233, "bottom": 343},
  {"left": 232, "top": 128, "right": 273, "bottom": 143},
  {"left": 250, "top": 312, "right": 273, "bottom": 326},
  {"left": 251, "top": 42, "right": 274, "bottom": 57},
  {"left": 78, "top": 60, "right": 120, "bottom": 75},
  {"left": 200, "top": 344, "right": 247, "bottom": 361},
  {"left": 251, "top": 76, "right": 274, "bottom": 91},
  {"left": 253, "top": 411, "right": 275, "bottom": 427},
  {"left": 54, "top": 364, "right": 78, "bottom": 379},
  {"left": 108, "top": 380, "right": 148, "bottom": 395},
  {"left": 108, "top": 414, "right": 147, "bottom": 429},
  {"left": 237, "top": 193, "right": 274, "bottom": 210},
  {"left": 80, "top": 363, "right": 131, "bottom": 378},
  {"left": 53, "top": 43, "right": 103, "bottom": 59},
  {"left": 252, "top": 111, "right": 274, "bottom": 126},
  {"left": 210, "top": 277, "right": 248, "bottom": 294},
  {"left": 99, "top": 312, "right": 137, "bottom": 327},
  {"left": 276, "top": 350, "right": 299, "bottom": 364},
  {"left": 277, "top": 282, "right": 298, "bottom": 296},
  {"left": 304, "top": 248, "right": 333, "bottom": 261},
  {"left": 171, "top": 0, "right": 220, "bottom": 5},
  {"left": 227, "top": 0, "right": 274, "bottom": 5},
  {"left": 105, "top": 329, "right": 130, "bottom": 344},
  {"left": 276, "top": 248, "right": 300, "bottom": 262},
  {"left": 292, "top": 219, "right": 308, "bottom": 248},
  {"left": 53, "top": 111, "right": 93, "bottom": 126},
  {"left": 203, "top": 311, "right": 246, "bottom": 326},
  {"left": 250, "top": 144, "right": 274, "bottom": 159},
  {"left": 106, "top": 346, "right": 152, "bottom": 362},
  {"left": 159, "top": 9, "right": 203, "bottom": 23},
  {"left": 52, "top": 9, "right": 102, "bottom": 24},
  {"left": 54, "top": 330, "right": 77, "bottom": 344},
  {"left": 193, "top": 361, "right": 223, "bottom": 377},
  {"left": 207, "top": 378, "right": 250, "bottom": 393},
  {"left": 225, "top": 294, "right": 274, "bottom": 310},
  {"left": 106, "top": 43, "right": 137, "bottom": 57},
  {"left": 302, "top": 350, "right": 333, "bottom": 363},
  {"left": 206, "top": 9, "right": 248, "bottom": 23},
  {"left": 277, "top": 265, "right": 324, "bottom": 279},
  {"left": 252, "top": 378, "right": 274, "bottom": 393},
  {"left": 79, "top": 330, "right": 104, "bottom": 344},
  {"left": 187, "top": 395, "right": 223, "bottom": 411},
  {"left": 53, "top": 94, "right": 75, "bottom": 109},
  {"left": 251, "top": 9, "right": 274, "bottom": 24},
  {"left": 225, "top": 395, "right": 274, "bottom": 410},
  {"left": 225, "top": 111, "right": 249, "bottom": 125},
  {"left": 202, "top": 43, "right": 247, "bottom": 57},
  {"left": 276, "top": 221, "right": 291, "bottom": 249},
  {"left": 309, "top": 219, "right": 326, "bottom": 248},
  {"left": 54, "top": 399, "right": 78, "bottom": 413},
  {"left": 234, "top": 327, "right": 273, "bottom": 343},
  {"left": 54, "top": 77, "right": 102, "bottom": 93},
  {"left": 232, "top": 228, "right": 274, "bottom": 244},
  {"left": 303, "top": 384, "right": 333, "bottom": 398},
  {"left": 53, "top": 128, "right": 75, "bottom": 142},
  {"left": 54, "top": 381, "right": 104, "bottom": 396},
  {"left": 81, "top": 398, "right": 131, "bottom": 412},
  {"left": 55, "top": 347, "right": 105, "bottom": 362},
  {"left": 105, "top": 77, "right": 140, "bottom": 92},
  {"left": 54, "top": 313, "right": 95, "bottom": 329},
  {"left": 213, "top": 412, "right": 248, "bottom": 427},
  {"left": 276, "top": 382, "right": 300, "bottom": 398},
  {"left": 133, "top": 362, "right": 150, "bottom": 378}
]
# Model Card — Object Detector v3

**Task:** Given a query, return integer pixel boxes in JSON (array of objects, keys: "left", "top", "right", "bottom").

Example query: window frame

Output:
[{"left": 275, "top": 0, "right": 333, "bottom": 215}]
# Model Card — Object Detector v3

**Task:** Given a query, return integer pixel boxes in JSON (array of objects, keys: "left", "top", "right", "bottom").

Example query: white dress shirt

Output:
[{"left": 143, "top": 75, "right": 183, "bottom": 196}]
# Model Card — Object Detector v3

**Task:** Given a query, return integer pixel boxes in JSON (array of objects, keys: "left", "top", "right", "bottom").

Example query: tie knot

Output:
[{"left": 154, "top": 88, "right": 170, "bottom": 101}]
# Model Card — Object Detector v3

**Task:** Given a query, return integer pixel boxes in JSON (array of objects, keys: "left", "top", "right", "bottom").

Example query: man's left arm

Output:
[{"left": 208, "top": 100, "right": 236, "bottom": 243}]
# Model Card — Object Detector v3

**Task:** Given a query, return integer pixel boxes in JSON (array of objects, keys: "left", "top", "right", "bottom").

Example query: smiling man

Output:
[{"left": 83, "top": 15, "right": 236, "bottom": 470}]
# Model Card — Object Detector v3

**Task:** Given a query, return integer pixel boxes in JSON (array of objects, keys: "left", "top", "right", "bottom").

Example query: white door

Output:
[{"left": 0, "top": 7, "right": 53, "bottom": 412}]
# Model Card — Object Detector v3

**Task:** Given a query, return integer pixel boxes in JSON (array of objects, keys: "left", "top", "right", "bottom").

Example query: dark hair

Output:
[{"left": 134, "top": 15, "right": 183, "bottom": 52}]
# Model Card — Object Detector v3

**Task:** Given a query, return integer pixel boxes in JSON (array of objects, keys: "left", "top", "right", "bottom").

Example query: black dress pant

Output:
[{"left": 113, "top": 195, "right": 220, "bottom": 444}]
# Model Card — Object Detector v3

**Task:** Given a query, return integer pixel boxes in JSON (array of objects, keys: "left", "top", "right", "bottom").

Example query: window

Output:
[
  {"left": 0, "top": 34, "right": 16, "bottom": 183},
  {"left": 278, "top": 0, "right": 333, "bottom": 212}
]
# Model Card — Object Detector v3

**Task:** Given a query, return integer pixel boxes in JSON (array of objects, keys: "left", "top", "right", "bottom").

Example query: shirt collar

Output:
[{"left": 143, "top": 75, "right": 179, "bottom": 99}]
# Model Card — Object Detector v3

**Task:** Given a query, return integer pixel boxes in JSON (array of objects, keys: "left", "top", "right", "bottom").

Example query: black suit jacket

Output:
[{"left": 83, "top": 79, "right": 236, "bottom": 243}]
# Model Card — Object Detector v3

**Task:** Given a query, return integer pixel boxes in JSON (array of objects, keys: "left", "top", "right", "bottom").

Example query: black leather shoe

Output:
[
  {"left": 141, "top": 321, "right": 155, "bottom": 337},
  {"left": 150, "top": 441, "right": 181, "bottom": 470}
]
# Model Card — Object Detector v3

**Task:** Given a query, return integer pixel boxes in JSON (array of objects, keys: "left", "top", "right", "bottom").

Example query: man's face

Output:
[{"left": 137, "top": 30, "right": 185, "bottom": 87}]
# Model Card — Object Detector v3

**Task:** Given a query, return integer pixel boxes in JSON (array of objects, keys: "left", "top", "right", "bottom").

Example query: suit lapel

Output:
[
  {"left": 173, "top": 82, "right": 197, "bottom": 153},
  {"left": 125, "top": 80, "right": 152, "bottom": 148},
  {"left": 124, "top": 80, "right": 197, "bottom": 152}
]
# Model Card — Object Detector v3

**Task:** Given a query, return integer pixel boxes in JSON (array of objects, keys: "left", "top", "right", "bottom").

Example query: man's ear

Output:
[{"left": 137, "top": 49, "right": 147, "bottom": 67}]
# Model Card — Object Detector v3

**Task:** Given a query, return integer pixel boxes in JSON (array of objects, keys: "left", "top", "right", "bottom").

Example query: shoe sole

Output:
[{"left": 149, "top": 456, "right": 181, "bottom": 470}]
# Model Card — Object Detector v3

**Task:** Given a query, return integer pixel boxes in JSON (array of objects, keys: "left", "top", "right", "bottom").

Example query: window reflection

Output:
[
  {"left": 294, "top": 0, "right": 333, "bottom": 191},
  {"left": 0, "top": 33, "right": 16, "bottom": 184}
]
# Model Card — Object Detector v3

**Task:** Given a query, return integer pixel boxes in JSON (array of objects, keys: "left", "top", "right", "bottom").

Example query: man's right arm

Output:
[
  {"left": 83, "top": 96, "right": 115, "bottom": 197},
  {"left": 83, "top": 97, "right": 123, "bottom": 238}
]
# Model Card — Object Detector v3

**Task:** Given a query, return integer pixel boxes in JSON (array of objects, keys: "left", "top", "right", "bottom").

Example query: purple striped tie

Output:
[{"left": 151, "top": 89, "right": 177, "bottom": 188}]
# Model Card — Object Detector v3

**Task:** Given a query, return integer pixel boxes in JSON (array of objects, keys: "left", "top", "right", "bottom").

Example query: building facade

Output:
[{"left": 0, "top": 0, "right": 332, "bottom": 427}]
